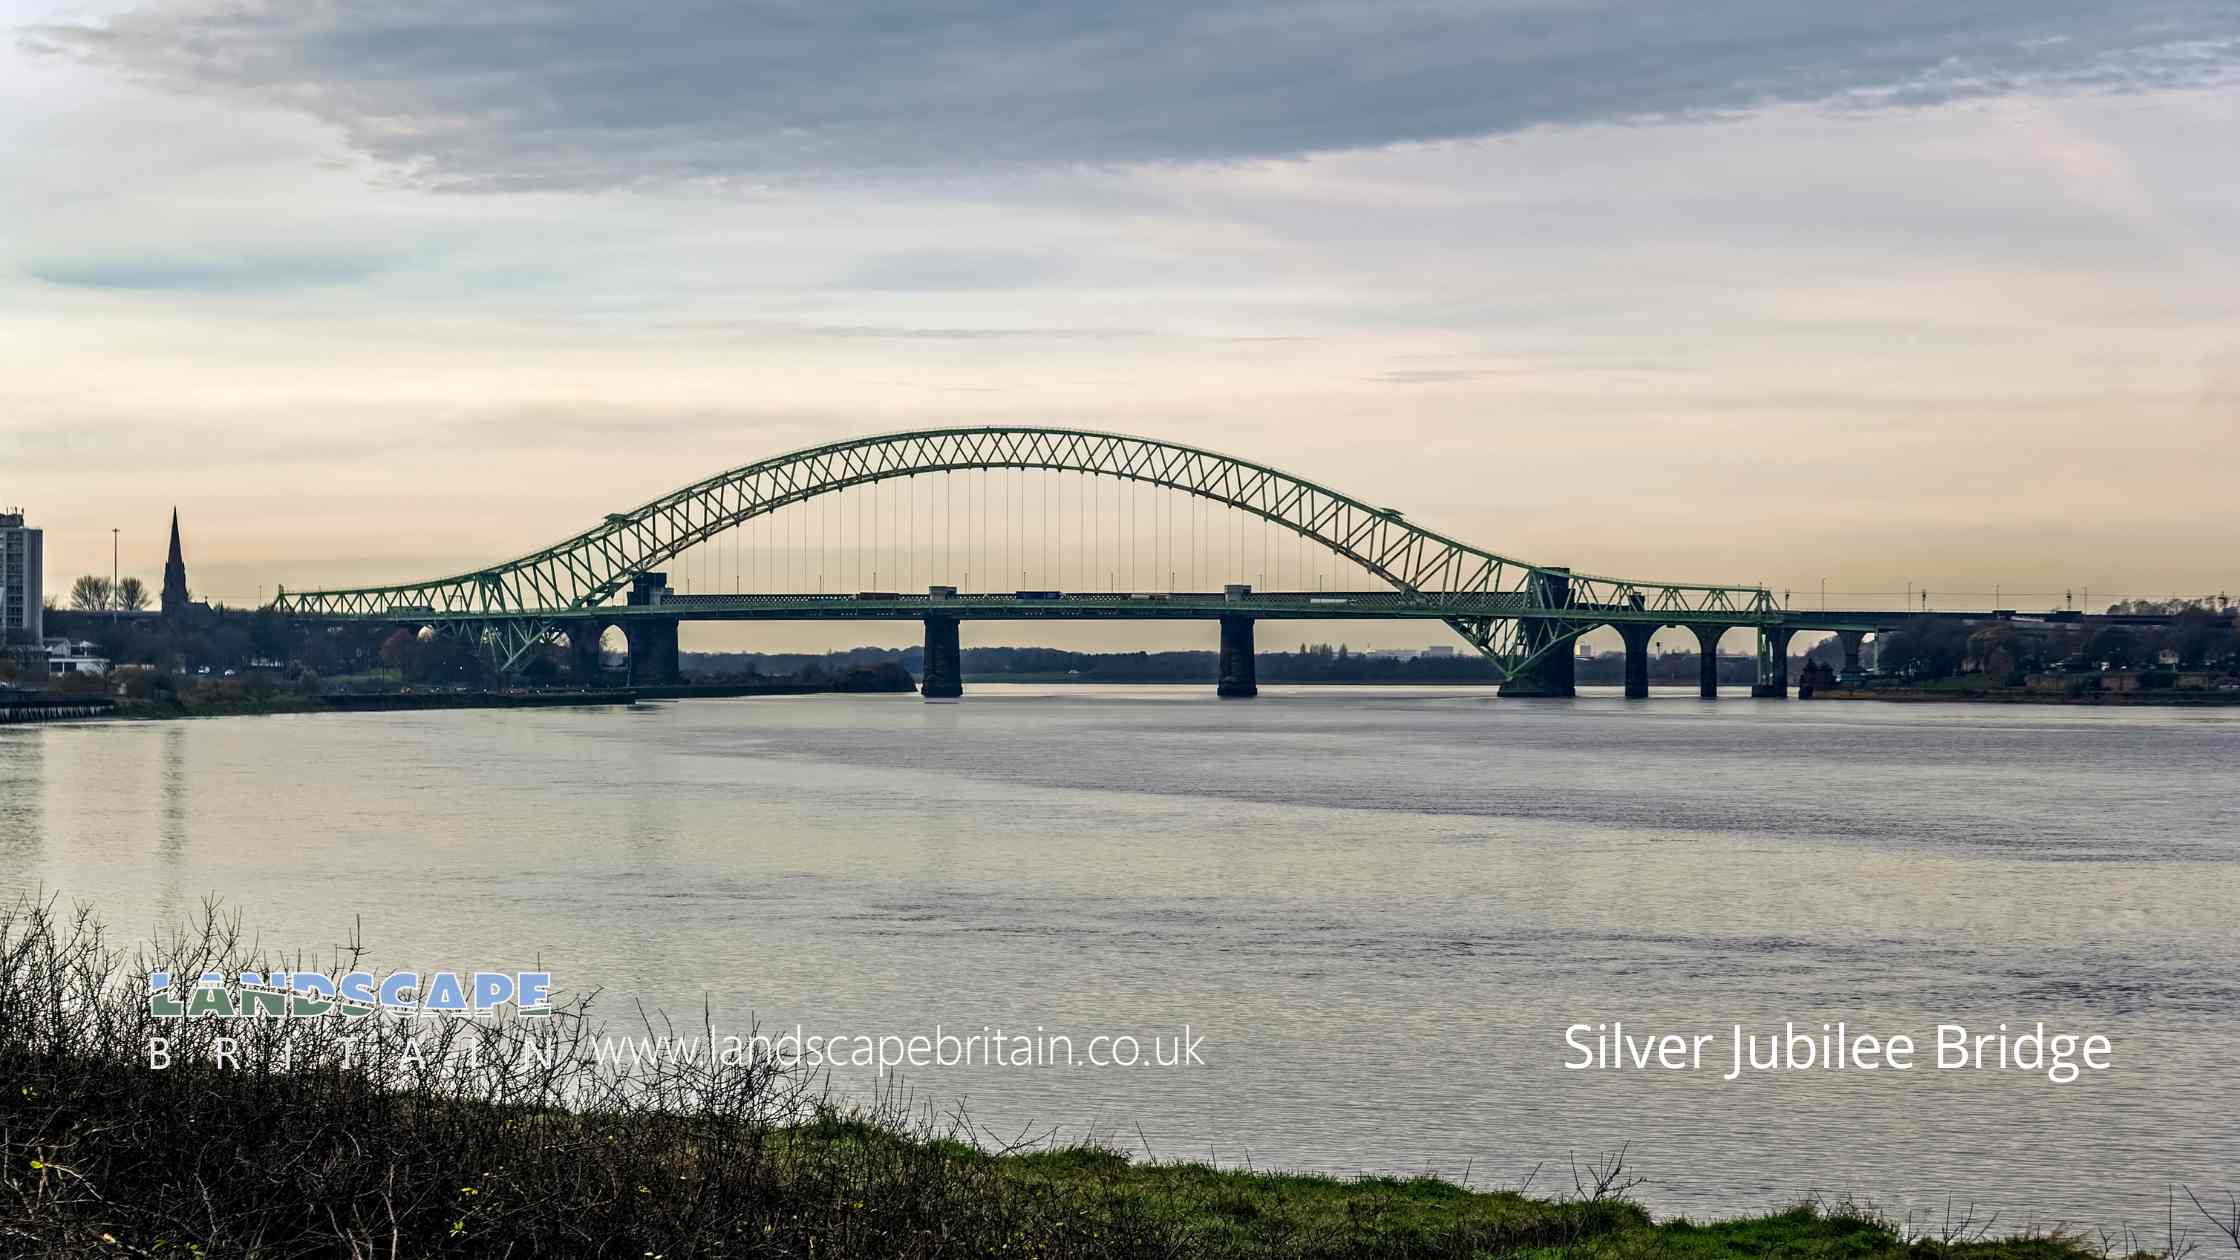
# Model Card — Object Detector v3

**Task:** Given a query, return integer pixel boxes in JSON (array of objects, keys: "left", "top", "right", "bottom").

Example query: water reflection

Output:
[
  {"left": 3, "top": 688, "right": 2236, "bottom": 1233},
  {"left": 0, "top": 729, "right": 43, "bottom": 871},
  {"left": 156, "top": 724, "right": 188, "bottom": 922}
]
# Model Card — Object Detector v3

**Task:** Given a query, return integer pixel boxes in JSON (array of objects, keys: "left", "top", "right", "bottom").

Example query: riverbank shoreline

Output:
[
  {"left": 8, "top": 1076, "right": 2161, "bottom": 1260},
  {"left": 3, "top": 890, "right": 2196, "bottom": 1260},
  {"left": 1809, "top": 686, "right": 2240, "bottom": 706},
  {"left": 62, "top": 679, "right": 906, "bottom": 722}
]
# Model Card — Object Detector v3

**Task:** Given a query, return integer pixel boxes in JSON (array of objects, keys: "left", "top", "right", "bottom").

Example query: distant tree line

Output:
[
  {"left": 64, "top": 575, "right": 150, "bottom": 612},
  {"left": 684, "top": 641, "right": 1772, "bottom": 685},
  {"left": 45, "top": 606, "right": 385, "bottom": 681},
  {"left": 1870, "top": 604, "right": 2238, "bottom": 683}
]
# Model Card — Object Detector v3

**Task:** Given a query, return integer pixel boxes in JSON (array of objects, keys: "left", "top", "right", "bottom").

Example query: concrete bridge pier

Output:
[
  {"left": 1836, "top": 629, "right": 1865, "bottom": 676},
  {"left": 921, "top": 615, "right": 962, "bottom": 699},
  {"left": 1752, "top": 626, "right": 1796, "bottom": 698},
  {"left": 1497, "top": 636, "right": 1576, "bottom": 697},
  {"left": 1616, "top": 624, "right": 1657, "bottom": 699},
  {"left": 1217, "top": 614, "right": 1258, "bottom": 698},
  {"left": 1691, "top": 625, "right": 1725, "bottom": 698},
  {"left": 1498, "top": 567, "right": 1577, "bottom": 697},
  {"left": 623, "top": 618, "right": 681, "bottom": 685},
  {"left": 568, "top": 618, "right": 607, "bottom": 680}
]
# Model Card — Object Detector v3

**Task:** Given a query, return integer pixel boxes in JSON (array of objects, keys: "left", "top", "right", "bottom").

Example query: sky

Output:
[{"left": 5, "top": 0, "right": 2236, "bottom": 654}]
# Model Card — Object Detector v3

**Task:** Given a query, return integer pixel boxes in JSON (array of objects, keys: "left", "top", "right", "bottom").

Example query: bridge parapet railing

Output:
[
  {"left": 276, "top": 585, "right": 1788, "bottom": 623},
  {"left": 1548, "top": 574, "right": 1776, "bottom": 619}
]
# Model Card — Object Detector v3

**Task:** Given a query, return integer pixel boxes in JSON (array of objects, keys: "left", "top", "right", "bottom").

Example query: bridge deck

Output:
[
  {"left": 298, "top": 589, "right": 2068, "bottom": 631},
  {"left": 641, "top": 590, "right": 1537, "bottom": 621}
]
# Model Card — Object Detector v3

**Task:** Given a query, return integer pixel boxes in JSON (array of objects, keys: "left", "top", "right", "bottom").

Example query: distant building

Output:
[
  {"left": 43, "top": 637, "right": 108, "bottom": 677},
  {"left": 0, "top": 509, "right": 41, "bottom": 646},
  {"left": 161, "top": 509, "right": 191, "bottom": 618},
  {"left": 1360, "top": 645, "right": 1460, "bottom": 661}
]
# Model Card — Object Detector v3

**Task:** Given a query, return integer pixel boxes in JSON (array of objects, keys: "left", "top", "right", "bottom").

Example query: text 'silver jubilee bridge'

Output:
[{"left": 273, "top": 426, "right": 1965, "bottom": 699}]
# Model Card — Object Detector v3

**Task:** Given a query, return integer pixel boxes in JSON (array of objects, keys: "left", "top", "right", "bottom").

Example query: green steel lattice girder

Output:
[{"left": 273, "top": 426, "right": 1775, "bottom": 676}]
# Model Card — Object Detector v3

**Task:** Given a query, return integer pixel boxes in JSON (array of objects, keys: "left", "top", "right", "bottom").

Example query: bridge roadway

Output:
[
  {"left": 326, "top": 586, "right": 2138, "bottom": 701},
  {"left": 273, "top": 426, "right": 2203, "bottom": 701},
  {"left": 412, "top": 588, "right": 1973, "bottom": 628}
]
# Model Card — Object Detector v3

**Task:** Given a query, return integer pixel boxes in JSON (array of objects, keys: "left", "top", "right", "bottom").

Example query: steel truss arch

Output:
[{"left": 274, "top": 426, "right": 1772, "bottom": 676}]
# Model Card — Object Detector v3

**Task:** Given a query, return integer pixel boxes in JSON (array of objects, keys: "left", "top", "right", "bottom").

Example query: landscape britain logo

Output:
[{"left": 148, "top": 969, "right": 554, "bottom": 1019}]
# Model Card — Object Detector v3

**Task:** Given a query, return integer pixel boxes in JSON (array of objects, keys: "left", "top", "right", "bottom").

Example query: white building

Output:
[
  {"left": 1362, "top": 646, "right": 1460, "bottom": 661},
  {"left": 44, "top": 637, "right": 108, "bottom": 677},
  {"left": 0, "top": 509, "right": 40, "bottom": 645}
]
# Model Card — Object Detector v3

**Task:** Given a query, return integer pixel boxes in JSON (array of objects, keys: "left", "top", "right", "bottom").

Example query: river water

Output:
[{"left": 4, "top": 686, "right": 2234, "bottom": 1233}]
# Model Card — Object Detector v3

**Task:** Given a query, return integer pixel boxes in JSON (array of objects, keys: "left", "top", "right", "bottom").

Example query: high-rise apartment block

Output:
[{"left": 0, "top": 509, "right": 42, "bottom": 645}]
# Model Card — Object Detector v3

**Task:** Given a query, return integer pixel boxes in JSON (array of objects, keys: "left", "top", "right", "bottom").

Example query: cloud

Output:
[
  {"left": 841, "top": 250, "right": 1054, "bottom": 291},
  {"left": 26, "top": 250, "right": 395, "bottom": 292},
  {"left": 1373, "top": 368, "right": 1504, "bottom": 384},
  {"left": 800, "top": 322, "right": 1145, "bottom": 341},
  {"left": 26, "top": 0, "right": 2239, "bottom": 191}
]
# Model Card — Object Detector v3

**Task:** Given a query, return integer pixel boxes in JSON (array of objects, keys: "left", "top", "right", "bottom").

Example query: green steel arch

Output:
[{"left": 274, "top": 425, "right": 1772, "bottom": 676}]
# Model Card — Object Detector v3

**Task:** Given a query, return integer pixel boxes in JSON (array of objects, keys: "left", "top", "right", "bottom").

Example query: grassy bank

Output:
[{"left": 3, "top": 901, "right": 2228, "bottom": 1258}]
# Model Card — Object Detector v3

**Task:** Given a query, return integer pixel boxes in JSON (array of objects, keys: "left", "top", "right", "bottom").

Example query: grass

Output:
[{"left": 2, "top": 898, "right": 2229, "bottom": 1259}]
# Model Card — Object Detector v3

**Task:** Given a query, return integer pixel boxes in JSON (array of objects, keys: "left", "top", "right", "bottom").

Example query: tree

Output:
[
  {"left": 248, "top": 608, "right": 294, "bottom": 659},
  {"left": 1879, "top": 617, "right": 1970, "bottom": 678},
  {"left": 115, "top": 576, "right": 151, "bottom": 612},
  {"left": 2083, "top": 625, "right": 2136, "bottom": 670},
  {"left": 378, "top": 629, "right": 417, "bottom": 673},
  {"left": 69, "top": 575, "right": 113, "bottom": 611},
  {"left": 1965, "top": 624, "right": 2042, "bottom": 682}
]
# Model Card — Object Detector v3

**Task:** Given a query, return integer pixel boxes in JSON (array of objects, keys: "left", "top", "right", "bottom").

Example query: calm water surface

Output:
[{"left": 4, "top": 686, "right": 2235, "bottom": 1231}]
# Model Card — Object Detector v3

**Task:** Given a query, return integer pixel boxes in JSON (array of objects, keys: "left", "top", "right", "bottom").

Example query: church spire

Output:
[{"left": 162, "top": 508, "right": 190, "bottom": 618}]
